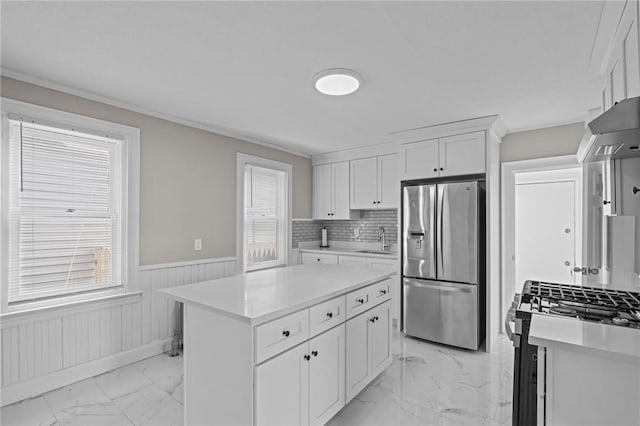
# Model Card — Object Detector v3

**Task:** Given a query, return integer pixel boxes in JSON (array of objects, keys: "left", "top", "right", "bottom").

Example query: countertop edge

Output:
[
  {"left": 159, "top": 270, "right": 396, "bottom": 326},
  {"left": 298, "top": 248, "right": 398, "bottom": 260},
  {"left": 528, "top": 315, "right": 640, "bottom": 359}
]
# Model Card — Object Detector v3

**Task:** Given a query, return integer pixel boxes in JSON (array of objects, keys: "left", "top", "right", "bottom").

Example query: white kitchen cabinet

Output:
[
  {"left": 350, "top": 154, "right": 399, "bottom": 209},
  {"left": 255, "top": 324, "right": 345, "bottom": 426},
  {"left": 313, "top": 161, "right": 356, "bottom": 220},
  {"left": 255, "top": 342, "right": 309, "bottom": 426},
  {"left": 438, "top": 131, "right": 485, "bottom": 177},
  {"left": 400, "top": 131, "right": 485, "bottom": 180},
  {"left": 338, "top": 255, "right": 368, "bottom": 267},
  {"left": 602, "top": 0, "right": 640, "bottom": 111},
  {"left": 345, "top": 300, "right": 392, "bottom": 401},
  {"left": 301, "top": 253, "right": 338, "bottom": 264}
]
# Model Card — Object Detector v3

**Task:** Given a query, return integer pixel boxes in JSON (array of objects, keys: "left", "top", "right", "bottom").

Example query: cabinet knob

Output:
[
  {"left": 439, "top": 167, "right": 444, "bottom": 171},
  {"left": 433, "top": 168, "right": 437, "bottom": 172},
  {"left": 379, "top": 289, "right": 387, "bottom": 295},
  {"left": 372, "top": 201, "right": 376, "bottom": 205},
  {"left": 282, "top": 330, "right": 290, "bottom": 337},
  {"left": 356, "top": 298, "right": 365, "bottom": 304},
  {"left": 369, "top": 317, "right": 376, "bottom": 323},
  {"left": 603, "top": 200, "right": 611, "bottom": 205},
  {"left": 326, "top": 312, "right": 333, "bottom": 318},
  {"left": 316, "top": 258, "right": 321, "bottom": 262},
  {"left": 304, "top": 354, "right": 311, "bottom": 361},
  {"left": 312, "top": 350, "right": 318, "bottom": 357},
  {"left": 375, "top": 316, "right": 379, "bottom": 321}
]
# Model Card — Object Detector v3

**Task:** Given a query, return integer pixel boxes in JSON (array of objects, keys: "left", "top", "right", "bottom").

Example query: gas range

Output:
[
  {"left": 518, "top": 281, "right": 640, "bottom": 329},
  {"left": 507, "top": 280, "right": 640, "bottom": 426}
]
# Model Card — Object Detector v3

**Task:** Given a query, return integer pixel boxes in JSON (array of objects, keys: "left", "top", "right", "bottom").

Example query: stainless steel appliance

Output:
[
  {"left": 505, "top": 281, "right": 640, "bottom": 426},
  {"left": 402, "top": 180, "right": 485, "bottom": 350}
]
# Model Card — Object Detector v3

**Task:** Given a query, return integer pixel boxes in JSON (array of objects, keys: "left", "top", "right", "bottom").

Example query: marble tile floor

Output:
[{"left": 1, "top": 332, "right": 514, "bottom": 426}]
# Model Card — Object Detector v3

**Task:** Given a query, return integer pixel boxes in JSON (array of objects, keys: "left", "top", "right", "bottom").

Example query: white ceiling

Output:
[{"left": 1, "top": 1, "right": 604, "bottom": 155}]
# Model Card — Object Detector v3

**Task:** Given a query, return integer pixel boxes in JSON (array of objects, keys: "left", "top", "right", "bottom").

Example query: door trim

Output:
[{"left": 501, "top": 155, "right": 582, "bottom": 332}]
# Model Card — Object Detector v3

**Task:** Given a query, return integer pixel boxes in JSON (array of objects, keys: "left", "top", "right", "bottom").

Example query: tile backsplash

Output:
[{"left": 292, "top": 209, "right": 398, "bottom": 248}]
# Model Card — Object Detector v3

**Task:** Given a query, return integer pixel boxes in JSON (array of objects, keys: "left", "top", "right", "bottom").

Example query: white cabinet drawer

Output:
[
  {"left": 366, "top": 257, "right": 396, "bottom": 272},
  {"left": 255, "top": 309, "right": 309, "bottom": 363},
  {"left": 301, "top": 253, "right": 339, "bottom": 264},
  {"left": 345, "top": 286, "right": 372, "bottom": 319},
  {"left": 309, "top": 296, "right": 346, "bottom": 337},
  {"left": 338, "top": 255, "right": 368, "bottom": 267},
  {"left": 369, "top": 279, "right": 392, "bottom": 306}
]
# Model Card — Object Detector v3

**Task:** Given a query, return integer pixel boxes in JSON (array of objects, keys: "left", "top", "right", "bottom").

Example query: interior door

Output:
[
  {"left": 308, "top": 325, "right": 345, "bottom": 426},
  {"left": 515, "top": 176, "right": 578, "bottom": 290}
]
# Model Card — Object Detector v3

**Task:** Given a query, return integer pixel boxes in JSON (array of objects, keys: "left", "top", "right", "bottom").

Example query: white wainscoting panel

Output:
[{"left": 1, "top": 256, "right": 237, "bottom": 406}]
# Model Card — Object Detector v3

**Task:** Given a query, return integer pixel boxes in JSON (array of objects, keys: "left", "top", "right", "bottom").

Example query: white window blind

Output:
[
  {"left": 7, "top": 119, "right": 123, "bottom": 303},
  {"left": 244, "top": 165, "right": 286, "bottom": 270}
]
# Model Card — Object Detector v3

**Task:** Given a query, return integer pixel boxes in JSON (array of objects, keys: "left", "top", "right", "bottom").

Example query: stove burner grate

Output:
[{"left": 526, "top": 281, "right": 640, "bottom": 311}]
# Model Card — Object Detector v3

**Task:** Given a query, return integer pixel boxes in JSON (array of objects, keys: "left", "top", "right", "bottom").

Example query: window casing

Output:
[
  {"left": 1, "top": 99, "right": 140, "bottom": 312},
  {"left": 237, "top": 154, "right": 291, "bottom": 272}
]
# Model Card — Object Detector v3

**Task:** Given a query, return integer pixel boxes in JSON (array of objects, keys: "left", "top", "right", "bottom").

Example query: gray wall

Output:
[
  {"left": 501, "top": 122, "right": 584, "bottom": 162},
  {"left": 1, "top": 77, "right": 312, "bottom": 265}
]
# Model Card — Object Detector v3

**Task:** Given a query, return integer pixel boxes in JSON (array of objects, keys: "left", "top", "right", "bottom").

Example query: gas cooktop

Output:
[{"left": 519, "top": 281, "right": 640, "bottom": 329}]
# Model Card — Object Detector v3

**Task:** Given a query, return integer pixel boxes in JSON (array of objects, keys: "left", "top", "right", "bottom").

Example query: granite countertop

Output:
[
  {"left": 159, "top": 264, "right": 394, "bottom": 325},
  {"left": 299, "top": 245, "right": 398, "bottom": 259},
  {"left": 528, "top": 314, "right": 640, "bottom": 358}
]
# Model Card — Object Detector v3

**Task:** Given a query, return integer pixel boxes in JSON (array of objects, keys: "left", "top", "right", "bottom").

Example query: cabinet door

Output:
[
  {"left": 338, "top": 255, "right": 368, "bottom": 267},
  {"left": 255, "top": 343, "right": 310, "bottom": 426},
  {"left": 377, "top": 154, "right": 399, "bottom": 208},
  {"left": 332, "top": 161, "right": 352, "bottom": 219},
  {"left": 350, "top": 157, "right": 378, "bottom": 209},
  {"left": 401, "top": 138, "right": 439, "bottom": 180},
  {"left": 313, "top": 164, "right": 332, "bottom": 219},
  {"left": 369, "top": 301, "right": 392, "bottom": 378},
  {"left": 438, "top": 131, "right": 485, "bottom": 177},
  {"left": 345, "top": 312, "right": 369, "bottom": 402},
  {"left": 308, "top": 325, "right": 346, "bottom": 426}
]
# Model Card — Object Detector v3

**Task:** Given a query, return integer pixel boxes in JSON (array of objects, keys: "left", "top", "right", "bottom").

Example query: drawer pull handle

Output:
[
  {"left": 312, "top": 350, "right": 318, "bottom": 357},
  {"left": 282, "top": 330, "right": 290, "bottom": 337},
  {"left": 369, "top": 316, "right": 376, "bottom": 323},
  {"left": 304, "top": 354, "right": 311, "bottom": 361},
  {"left": 326, "top": 312, "right": 333, "bottom": 318},
  {"left": 356, "top": 298, "right": 365, "bottom": 304},
  {"left": 379, "top": 289, "right": 387, "bottom": 295}
]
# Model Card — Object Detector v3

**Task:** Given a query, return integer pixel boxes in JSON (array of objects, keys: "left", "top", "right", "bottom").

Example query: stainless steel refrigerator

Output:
[{"left": 402, "top": 180, "right": 485, "bottom": 350}]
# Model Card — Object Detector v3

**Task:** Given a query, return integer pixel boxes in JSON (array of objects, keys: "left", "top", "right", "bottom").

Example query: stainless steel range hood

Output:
[{"left": 577, "top": 96, "right": 640, "bottom": 163}]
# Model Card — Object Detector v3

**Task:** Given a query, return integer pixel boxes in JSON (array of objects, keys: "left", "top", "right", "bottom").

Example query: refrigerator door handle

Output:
[{"left": 436, "top": 185, "right": 445, "bottom": 277}]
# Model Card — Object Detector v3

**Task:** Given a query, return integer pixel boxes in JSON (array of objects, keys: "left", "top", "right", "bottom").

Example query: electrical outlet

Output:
[{"left": 194, "top": 238, "right": 202, "bottom": 251}]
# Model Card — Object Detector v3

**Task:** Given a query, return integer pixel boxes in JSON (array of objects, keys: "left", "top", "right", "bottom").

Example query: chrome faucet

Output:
[{"left": 379, "top": 227, "right": 389, "bottom": 251}]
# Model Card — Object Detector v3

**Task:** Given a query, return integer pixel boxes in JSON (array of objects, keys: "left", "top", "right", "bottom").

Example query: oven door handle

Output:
[{"left": 504, "top": 307, "right": 520, "bottom": 347}]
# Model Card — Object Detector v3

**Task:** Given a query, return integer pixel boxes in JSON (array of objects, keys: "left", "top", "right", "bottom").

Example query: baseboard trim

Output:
[{"left": 1, "top": 338, "right": 172, "bottom": 407}]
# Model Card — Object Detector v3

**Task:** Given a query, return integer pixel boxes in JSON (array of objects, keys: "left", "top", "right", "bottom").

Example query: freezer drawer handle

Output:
[{"left": 404, "top": 280, "right": 473, "bottom": 293}]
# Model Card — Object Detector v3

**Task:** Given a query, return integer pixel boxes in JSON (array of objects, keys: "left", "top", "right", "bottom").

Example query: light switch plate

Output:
[{"left": 194, "top": 238, "right": 202, "bottom": 251}]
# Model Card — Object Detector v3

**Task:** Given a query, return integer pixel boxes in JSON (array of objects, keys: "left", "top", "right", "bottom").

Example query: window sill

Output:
[{"left": 0, "top": 290, "right": 143, "bottom": 326}]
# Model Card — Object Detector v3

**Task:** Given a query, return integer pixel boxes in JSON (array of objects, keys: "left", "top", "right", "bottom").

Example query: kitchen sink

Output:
[{"left": 356, "top": 250, "right": 395, "bottom": 255}]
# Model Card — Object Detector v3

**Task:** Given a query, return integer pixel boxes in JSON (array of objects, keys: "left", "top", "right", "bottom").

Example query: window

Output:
[
  {"left": 1, "top": 99, "right": 140, "bottom": 311},
  {"left": 237, "top": 154, "right": 291, "bottom": 272}
]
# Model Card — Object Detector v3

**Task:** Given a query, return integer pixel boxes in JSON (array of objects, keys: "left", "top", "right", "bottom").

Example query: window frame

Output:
[
  {"left": 236, "top": 153, "right": 292, "bottom": 273},
  {"left": 0, "top": 98, "right": 140, "bottom": 313}
]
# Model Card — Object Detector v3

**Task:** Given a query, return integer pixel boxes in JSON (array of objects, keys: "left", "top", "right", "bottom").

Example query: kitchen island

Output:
[{"left": 161, "top": 263, "right": 395, "bottom": 426}]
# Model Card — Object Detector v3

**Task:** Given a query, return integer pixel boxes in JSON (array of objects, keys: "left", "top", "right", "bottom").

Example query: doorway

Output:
[{"left": 502, "top": 156, "right": 583, "bottom": 327}]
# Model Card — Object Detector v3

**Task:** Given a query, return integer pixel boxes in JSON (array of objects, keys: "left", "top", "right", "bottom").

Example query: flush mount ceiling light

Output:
[{"left": 313, "top": 68, "right": 362, "bottom": 96}]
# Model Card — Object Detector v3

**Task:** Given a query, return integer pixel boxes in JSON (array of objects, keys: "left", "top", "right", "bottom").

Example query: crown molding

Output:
[
  {"left": 0, "top": 68, "right": 311, "bottom": 159},
  {"left": 391, "top": 115, "right": 505, "bottom": 144}
]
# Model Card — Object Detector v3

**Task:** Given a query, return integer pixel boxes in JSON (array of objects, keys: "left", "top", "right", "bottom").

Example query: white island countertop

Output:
[
  {"left": 529, "top": 314, "right": 640, "bottom": 358},
  {"left": 160, "top": 263, "right": 395, "bottom": 325}
]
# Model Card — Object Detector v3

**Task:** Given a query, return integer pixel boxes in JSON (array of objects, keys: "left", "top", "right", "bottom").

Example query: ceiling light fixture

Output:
[{"left": 313, "top": 68, "right": 362, "bottom": 96}]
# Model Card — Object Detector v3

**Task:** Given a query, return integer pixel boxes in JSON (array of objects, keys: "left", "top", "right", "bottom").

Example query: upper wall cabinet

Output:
[
  {"left": 602, "top": 0, "right": 640, "bottom": 111},
  {"left": 313, "top": 161, "right": 357, "bottom": 220},
  {"left": 400, "top": 131, "right": 485, "bottom": 180},
  {"left": 350, "top": 154, "right": 399, "bottom": 210}
]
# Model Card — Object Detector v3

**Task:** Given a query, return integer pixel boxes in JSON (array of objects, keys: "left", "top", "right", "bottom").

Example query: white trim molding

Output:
[
  {"left": 236, "top": 153, "right": 293, "bottom": 273},
  {"left": 391, "top": 115, "right": 507, "bottom": 144}
]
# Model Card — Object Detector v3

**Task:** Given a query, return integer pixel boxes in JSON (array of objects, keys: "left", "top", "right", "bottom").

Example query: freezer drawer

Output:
[{"left": 403, "top": 278, "right": 479, "bottom": 350}]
